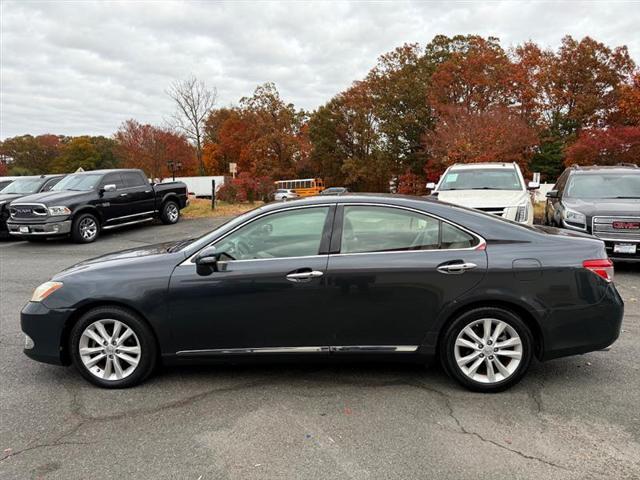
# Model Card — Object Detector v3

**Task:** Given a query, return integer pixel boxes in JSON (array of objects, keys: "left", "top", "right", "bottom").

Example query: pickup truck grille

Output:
[
  {"left": 592, "top": 216, "right": 640, "bottom": 243},
  {"left": 9, "top": 204, "right": 48, "bottom": 219},
  {"left": 476, "top": 206, "right": 506, "bottom": 217}
]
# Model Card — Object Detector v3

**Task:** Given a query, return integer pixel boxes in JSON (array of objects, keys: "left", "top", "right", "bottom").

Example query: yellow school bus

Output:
[{"left": 275, "top": 178, "right": 325, "bottom": 197}]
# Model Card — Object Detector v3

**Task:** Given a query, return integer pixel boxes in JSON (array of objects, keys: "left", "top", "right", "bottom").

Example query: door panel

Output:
[
  {"left": 325, "top": 250, "right": 487, "bottom": 347},
  {"left": 94, "top": 173, "right": 129, "bottom": 221},
  {"left": 169, "top": 256, "right": 331, "bottom": 352},
  {"left": 168, "top": 205, "right": 335, "bottom": 354},
  {"left": 325, "top": 204, "right": 487, "bottom": 349}
]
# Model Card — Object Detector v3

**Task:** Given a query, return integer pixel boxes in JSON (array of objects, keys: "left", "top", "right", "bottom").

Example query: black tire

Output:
[
  {"left": 71, "top": 213, "right": 100, "bottom": 243},
  {"left": 69, "top": 306, "right": 157, "bottom": 388},
  {"left": 440, "top": 307, "right": 534, "bottom": 393},
  {"left": 160, "top": 200, "right": 180, "bottom": 225}
]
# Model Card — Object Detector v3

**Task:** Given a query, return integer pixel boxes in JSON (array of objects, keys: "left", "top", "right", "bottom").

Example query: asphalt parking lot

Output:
[{"left": 0, "top": 218, "right": 639, "bottom": 480}]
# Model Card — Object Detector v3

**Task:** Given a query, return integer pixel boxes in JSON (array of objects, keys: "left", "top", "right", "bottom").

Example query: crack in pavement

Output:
[
  {"left": 0, "top": 378, "right": 270, "bottom": 464},
  {"left": 404, "top": 380, "right": 574, "bottom": 474}
]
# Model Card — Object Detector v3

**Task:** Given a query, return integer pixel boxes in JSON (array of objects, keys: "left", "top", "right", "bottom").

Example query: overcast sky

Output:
[{"left": 1, "top": 0, "right": 639, "bottom": 139}]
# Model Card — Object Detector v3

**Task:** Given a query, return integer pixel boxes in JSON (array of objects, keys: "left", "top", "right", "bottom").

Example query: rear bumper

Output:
[
  {"left": 7, "top": 218, "right": 71, "bottom": 237},
  {"left": 21, "top": 302, "right": 74, "bottom": 365},
  {"left": 541, "top": 284, "right": 624, "bottom": 361}
]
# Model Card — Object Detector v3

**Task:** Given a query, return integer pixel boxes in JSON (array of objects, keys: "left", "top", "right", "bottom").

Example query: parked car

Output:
[
  {"left": 544, "top": 164, "right": 640, "bottom": 262},
  {"left": 7, "top": 169, "right": 188, "bottom": 243},
  {"left": 0, "top": 175, "right": 65, "bottom": 237},
  {"left": 427, "top": 163, "right": 539, "bottom": 225},
  {"left": 320, "top": 187, "right": 349, "bottom": 196},
  {"left": 0, "top": 178, "right": 15, "bottom": 191},
  {"left": 22, "top": 194, "right": 622, "bottom": 392},
  {"left": 273, "top": 189, "right": 299, "bottom": 201}
]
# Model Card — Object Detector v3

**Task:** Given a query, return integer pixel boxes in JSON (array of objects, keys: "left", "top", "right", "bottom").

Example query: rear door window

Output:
[
  {"left": 122, "top": 172, "right": 147, "bottom": 188},
  {"left": 340, "top": 206, "right": 477, "bottom": 253}
]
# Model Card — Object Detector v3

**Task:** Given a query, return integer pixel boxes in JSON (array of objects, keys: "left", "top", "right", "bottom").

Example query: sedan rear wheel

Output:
[
  {"left": 70, "top": 306, "right": 157, "bottom": 388},
  {"left": 441, "top": 307, "right": 533, "bottom": 392}
]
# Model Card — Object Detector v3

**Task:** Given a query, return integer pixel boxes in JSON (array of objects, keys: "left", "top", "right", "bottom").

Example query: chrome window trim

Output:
[
  {"left": 179, "top": 201, "right": 486, "bottom": 268},
  {"left": 180, "top": 203, "right": 336, "bottom": 266},
  {"left": 176, "top": 345, "right": 418, "bottom": 356}
]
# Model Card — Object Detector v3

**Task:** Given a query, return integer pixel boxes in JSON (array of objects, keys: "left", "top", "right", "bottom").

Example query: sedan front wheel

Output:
[
  {"left": 69, "top": 306, "right": 157, "bottom": 388},
  {"left": 440, "top": 307, "right": 533, "bottom": 392}
]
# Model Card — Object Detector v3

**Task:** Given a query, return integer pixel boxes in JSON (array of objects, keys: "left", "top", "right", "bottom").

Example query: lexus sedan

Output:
[{"left": 21, "top": 194, "right": 623, "bottom": 392}]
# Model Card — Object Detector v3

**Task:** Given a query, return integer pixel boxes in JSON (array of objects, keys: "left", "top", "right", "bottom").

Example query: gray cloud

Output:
[{"left": 1, "top": 0, "right": 638, "bottom": 138}]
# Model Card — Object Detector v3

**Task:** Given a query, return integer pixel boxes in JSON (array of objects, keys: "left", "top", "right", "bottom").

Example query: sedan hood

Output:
[
  {"left": 563, "top": 198, "right": 640, "bottom": 218},
  {"left": 11, "top": 190, "right": 90, "bottom": 206},
  {"left": 436, "top": 190, "right": 528, "bottom": 208},
  {"left": 57, "top": 240, "right": 190, "bottom": 278}
]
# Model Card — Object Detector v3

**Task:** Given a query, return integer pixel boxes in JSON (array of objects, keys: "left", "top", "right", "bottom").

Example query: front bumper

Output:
[
  {"left": 7, "top": 218, "right": 72, "bottom": 237},
  {"left": 21, "top": 301, "right": 74, "bottom": 365},
  {"left": 541, "top": 283, "right": 624, "bottom": 361}
]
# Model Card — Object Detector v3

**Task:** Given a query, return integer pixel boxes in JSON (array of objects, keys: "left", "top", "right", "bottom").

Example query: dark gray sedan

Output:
[{"left": 21, "top": 194, "right": 623, "bottom": 392}]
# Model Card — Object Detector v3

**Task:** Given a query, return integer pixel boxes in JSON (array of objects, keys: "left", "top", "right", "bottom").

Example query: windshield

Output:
[
  {"left": 1, "top": 177, "right": 45, "bottom": 194},
  {"left": 439, "top": 168, "right": 522, "bottom": 191},
  {"left": 52, "top": 174, "right": 102, "bottom": 191},
  {"left": 565, "top": 173, "right": 640, "bottom": 199}
]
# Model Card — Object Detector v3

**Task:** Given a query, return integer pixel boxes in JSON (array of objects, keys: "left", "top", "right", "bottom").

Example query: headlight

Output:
[
  {"left": 48, "top": 206, "right": 71, "bottom": 216},
  {"left": 515, "top": 203, "right": 529, "bottom": 223},
  {"left": 31, "top": 281, "right": 63, "bottom": 302},
  {"left": 563, "top": 208, "right": 586, "bottom": 229}
]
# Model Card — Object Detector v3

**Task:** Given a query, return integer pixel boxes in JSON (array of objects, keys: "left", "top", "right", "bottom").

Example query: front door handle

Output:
[
  {"left": 286, "top": 270, "right": 324, "bottom": 282},
  {"left": 437, "top": 262, "right": 477, "bottom": 274},
  {"left": 119, "top": 193, "right": 128, "bottom": 197}
]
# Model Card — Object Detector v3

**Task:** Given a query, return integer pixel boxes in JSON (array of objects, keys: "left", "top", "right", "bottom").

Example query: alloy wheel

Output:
[
  {"left": 79, "top": 217, "right": 98, "bottom": 240},
  {"left": 79, "top": 319, "right": 141, "bottom": 381},
  {"left": 167, "top": 203, "right": 179, "bottom": 222},
  {"left": 453, "top": 318, "right": 523, "bottom": 384}
]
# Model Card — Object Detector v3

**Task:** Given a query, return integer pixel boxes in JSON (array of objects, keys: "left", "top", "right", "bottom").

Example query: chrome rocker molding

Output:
[
  {"left": 102, "top": 217, "right": 154, "bottom": 230},
  {"left": 176, "top": 345, "right": 419, "bottom": 356}
]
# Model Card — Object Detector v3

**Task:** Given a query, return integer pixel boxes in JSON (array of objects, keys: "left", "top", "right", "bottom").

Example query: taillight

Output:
[{"left": 582, "top": 259, "right": 614, "bottom": 282}]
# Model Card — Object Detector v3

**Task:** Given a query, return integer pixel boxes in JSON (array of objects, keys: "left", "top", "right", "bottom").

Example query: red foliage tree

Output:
[
  {"left": 564, "top": 127, "right": 640, "bottom": 166},
  {"left": 115, "top": 120, "right": 197, "bottom": 180},
  {"left": 423, "top": 107, "right": 538, "bottom": 178}
]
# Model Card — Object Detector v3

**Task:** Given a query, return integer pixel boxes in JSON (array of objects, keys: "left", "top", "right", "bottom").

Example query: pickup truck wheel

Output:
[
  {"left": 72, "top": 213, "right": 100, "bottom": 243},
  {"left": 160, "top": 200, "right": 180, "bottom": 225}
]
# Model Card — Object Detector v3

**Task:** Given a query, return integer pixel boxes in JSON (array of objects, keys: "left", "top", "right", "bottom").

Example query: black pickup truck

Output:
[
  {"left": 0, "top": 174, "right": 66, "bottom": 237},
  {"left": 7, "top": 169, "right": 188, "bottom": 243}
]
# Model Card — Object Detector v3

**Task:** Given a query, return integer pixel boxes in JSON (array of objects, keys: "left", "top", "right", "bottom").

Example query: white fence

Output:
[{"left": 160, "top": 176, "right": 225, "bottom": 197}]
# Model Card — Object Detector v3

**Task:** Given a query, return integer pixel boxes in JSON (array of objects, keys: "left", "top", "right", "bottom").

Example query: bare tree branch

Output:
[{"left": 166, "top": 75, "right": 217, "bottom": 175}]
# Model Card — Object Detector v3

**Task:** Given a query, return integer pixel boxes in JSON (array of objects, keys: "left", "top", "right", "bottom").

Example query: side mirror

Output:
[
  {"left": 546, "top": 190, "right": 559, "bottom": 199},
  {"left": 102, "top": 184, "right": 117, "bottom": 193},
  {"left": 527, "top": 181, "right": 540, "bottom": 190},
  {"left": 195, "top": 246, "right": 221, "bottom": 276},
  {"left": 426, "top": 182, "right": 436, "bottom": 191}
]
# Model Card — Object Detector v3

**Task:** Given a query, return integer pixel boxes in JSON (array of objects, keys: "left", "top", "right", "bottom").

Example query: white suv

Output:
[{"left": 427, "top": 163, "right": 538, "bottom": 225}]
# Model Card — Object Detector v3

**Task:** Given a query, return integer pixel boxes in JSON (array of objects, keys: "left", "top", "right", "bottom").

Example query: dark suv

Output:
[{"left": 544, "top": 164, "right": 640, "bottom": 262}]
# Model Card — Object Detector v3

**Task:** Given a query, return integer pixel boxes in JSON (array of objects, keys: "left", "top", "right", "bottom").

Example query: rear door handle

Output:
[
  {"left": 437, "top": 262, "right": 477, "bottom": 274},
  {"left": 119, "top": 193, "right": 128, "bottom": 197},
  {"left": 286, "top": 270, "right": 324, "bottom": 282}
]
